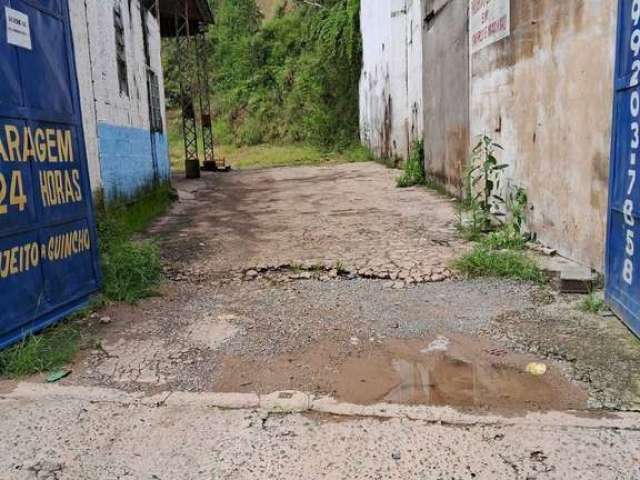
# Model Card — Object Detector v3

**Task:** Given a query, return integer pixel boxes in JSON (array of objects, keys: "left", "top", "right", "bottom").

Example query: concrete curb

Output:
[{"left": 3, "top": 382, "right": 640, "bottom": 431}]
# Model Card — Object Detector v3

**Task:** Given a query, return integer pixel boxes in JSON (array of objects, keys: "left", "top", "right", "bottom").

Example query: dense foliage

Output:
[{"left": 164, "top": 0, "right": 362, "bottom": 149}]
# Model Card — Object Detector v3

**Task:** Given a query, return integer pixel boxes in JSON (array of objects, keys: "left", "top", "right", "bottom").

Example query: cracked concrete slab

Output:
[{"left": 1, "top": 383, "right": 639, "bottom": 480}]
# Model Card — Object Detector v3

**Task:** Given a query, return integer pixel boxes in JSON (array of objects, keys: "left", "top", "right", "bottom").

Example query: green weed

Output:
[
  {"left": 480, "top": 224, "right": 527, "bottom": 251},
  {"left": 453, "top": 246, "right": 546, "bottom": 283},
  {"left": 580, "top": 294, "right": 605, "bottom": 314},
  {"left": 335, "top": 260, "right": 347, "bottom": 274},
  {"left": 0, "top": 323, "right": 80, "bottom": 377},
  {"left": 455, "top": 208, "right": 488, "bottom": 242},
  {"left": 397, "top": 140, "right": 425, "bottom": 188}
]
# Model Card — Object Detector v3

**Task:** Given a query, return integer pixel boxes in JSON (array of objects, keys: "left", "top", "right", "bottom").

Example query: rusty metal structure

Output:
[
  {"left": 196, "top": 28, "right": 217, "bottom": 171},
  {"left": 153, "top": 0, "right": 222, "bottom": 178}
]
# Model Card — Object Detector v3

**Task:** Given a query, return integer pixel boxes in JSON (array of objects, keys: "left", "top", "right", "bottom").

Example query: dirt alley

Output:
[{"left": 2, "top": 162, "right": 640, "bottom": 479}]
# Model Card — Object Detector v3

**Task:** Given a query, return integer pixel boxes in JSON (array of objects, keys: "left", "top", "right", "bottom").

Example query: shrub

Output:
[{"left": 213, "top": 118, "right": 235, "bottom": 145}]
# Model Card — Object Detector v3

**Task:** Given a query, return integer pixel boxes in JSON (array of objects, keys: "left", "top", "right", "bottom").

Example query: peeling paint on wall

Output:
[
  {"left": 470, "top": 1, "right": 617, "bottom": 270},
  {"left": 359, "top": 0, "right": 424, "bottom": 162},
  {"left": 423, "top": 0, "right": 469, "bottom": 193}
]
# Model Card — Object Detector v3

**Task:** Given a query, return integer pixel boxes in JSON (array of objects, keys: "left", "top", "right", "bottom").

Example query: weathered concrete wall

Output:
[
  {"left": 69, "top": 0, "right": 170, "bottom": 199},
  {"left": 470, "top": 1, "right": 617, "bottom": 270},
  {"left": 423, "top": 0, "right": 469, "bottom": 194},
  {"left": 69, "top": 0, "right": 101, "bottom": 194},
  {"left": 359, "top": 0, "right": 424, "bottom": 162}
]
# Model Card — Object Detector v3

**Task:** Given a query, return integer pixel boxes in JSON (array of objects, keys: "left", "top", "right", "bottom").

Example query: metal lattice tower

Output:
[
  {"left": 174, "top": 7, "right": 200, "bottom": 178},
  {"left": 196, "top": 28, "right": 217, "bottom": 171}
]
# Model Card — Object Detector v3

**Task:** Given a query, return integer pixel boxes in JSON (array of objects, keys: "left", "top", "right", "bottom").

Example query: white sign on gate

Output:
[
  {"left": 5, "top": 7, "right": 32, "bottom": 50},
  {"left": 469, "top": 0, "right": 510, "bottom": 54}
]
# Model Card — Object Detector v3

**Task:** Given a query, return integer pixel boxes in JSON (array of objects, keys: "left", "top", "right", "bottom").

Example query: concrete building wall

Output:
[
  {"left": 69, "top": 0, "right": 170, "bottom": 201},
  {"left": 69, "top": 0, "right": 101, "bottom": 194},
  {"left": 469, "top": 1, "right": 617, "bottom": 270},
  {"left": 359, "top": 0, "right": 424, "bottom": 162},
  {"left": 423, "top": 0, "right": 469, "bottom": 193}
]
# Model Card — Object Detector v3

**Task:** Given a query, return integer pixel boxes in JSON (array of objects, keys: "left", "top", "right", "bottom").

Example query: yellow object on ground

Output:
[{"left": 526, "top": 362, "right": 548, "bottom": 376}]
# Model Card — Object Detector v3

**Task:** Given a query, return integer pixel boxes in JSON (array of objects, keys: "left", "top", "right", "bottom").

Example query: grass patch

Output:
[
  {"left": 453, "top": 246, "right": 546, "bottom": 283},
  {"left": 580, "top": 294, "right": 605, "bottom": 314},
  {"left": 97, "top": 183, "right": 174, "bottom": 242},
  {"left": 0, "top": 323, "right": 80, "bottom": 377},
  {"left": 220, "top": 144, "right": 335, "bottom": 170},
  {"left": 168, "top": 110, "right": 372, "bottom": 172},
  {"left": 172, "top": 142, "right": 339, "bottom": 172},
  {"left": 97, "top": 184, "right": 172, "bottom": 303},
  {"left": 101, "top": 240, "right": 162, "bottom": 303}
]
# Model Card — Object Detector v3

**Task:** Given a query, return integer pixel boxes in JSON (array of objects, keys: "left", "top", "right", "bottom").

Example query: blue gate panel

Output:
[
  {"left": 30, "top": 122, "right": 87, "bottom": 223},
  {"left": 0, "top": 0, "right": 100, "bottom": 349},
  {"left": 41, "top": 219, "right": 97, "bottom": 306},
  {"left": 0, "top": 118, "right": 38, "bottom": 232},
  {"left": 16, "top": 1, "right": 73, "bottom": 116},
  {"left": 607, "top": 0, "right": 640, "bottom": 337},
  {"left": 0, "top": 230, "right": 46, "bottom": 338},
  {"left": 0, "top": 1, "right": 22, "bottom": 108}
]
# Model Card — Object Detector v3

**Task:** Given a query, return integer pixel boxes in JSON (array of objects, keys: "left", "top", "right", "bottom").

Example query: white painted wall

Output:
[
  {"left": 359, "top": 0, "right": 423, "bottom": 161},
  {"left": 85, "top": 0, "right": 151, "bottom": 128},
  {"left": 69, "top": 0, "right": 166, "bottom": 193},
  {"left": 69, "top": 0, "right": 101, "bottom": 193}
]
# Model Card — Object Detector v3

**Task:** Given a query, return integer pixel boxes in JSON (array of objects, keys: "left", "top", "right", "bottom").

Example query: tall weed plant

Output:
[{"left": 397, "top": 140, "right": 425, "bottom": 188}]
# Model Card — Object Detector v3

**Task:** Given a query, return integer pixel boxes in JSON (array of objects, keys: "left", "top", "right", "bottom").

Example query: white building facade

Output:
[{"left": 69, "top": 0, "right": 170, "bottom": 201}]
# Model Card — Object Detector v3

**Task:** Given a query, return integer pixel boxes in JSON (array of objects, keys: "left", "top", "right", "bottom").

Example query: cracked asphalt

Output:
[{"left": 1, "top": 162, "right": 640, "bottom": 479}]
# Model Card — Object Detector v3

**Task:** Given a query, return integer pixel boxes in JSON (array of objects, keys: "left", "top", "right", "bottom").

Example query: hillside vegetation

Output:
[
  {"left": 255, "top": 0, "right": 280, "bottom": 19},
  {"left": 164, "top": 0, "right": 362, "bottom": 152}
]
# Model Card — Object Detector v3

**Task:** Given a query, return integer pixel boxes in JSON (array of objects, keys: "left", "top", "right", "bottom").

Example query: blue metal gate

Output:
[{"left": 0, "top": 0, "right": 100, "bottom": 348}]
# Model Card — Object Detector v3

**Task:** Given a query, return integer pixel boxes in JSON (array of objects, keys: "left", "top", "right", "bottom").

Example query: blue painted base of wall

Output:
[
  {"left": 153, "top": 132, "right": 171, "bottom": 181},
  {"left": 98, "top": 123, "right": 170, "bottom": 200}
]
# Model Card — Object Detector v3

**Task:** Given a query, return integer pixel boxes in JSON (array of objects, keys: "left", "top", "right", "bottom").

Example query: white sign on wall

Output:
[
  {"left": 5, "top": 7, "right": 31, "bottom": 50},
  {"left": 469, "top": 0, "right": 510, "bottom": 54}
]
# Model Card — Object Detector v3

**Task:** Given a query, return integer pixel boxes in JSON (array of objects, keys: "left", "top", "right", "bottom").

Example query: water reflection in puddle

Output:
[{"left": 384, "top": 354, "right": 476, "bottom": 405}]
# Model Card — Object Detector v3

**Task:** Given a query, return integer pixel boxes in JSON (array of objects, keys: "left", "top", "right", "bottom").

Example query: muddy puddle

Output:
[{"left": 215, "top": 334, "right": 588, "bottom": 411}]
